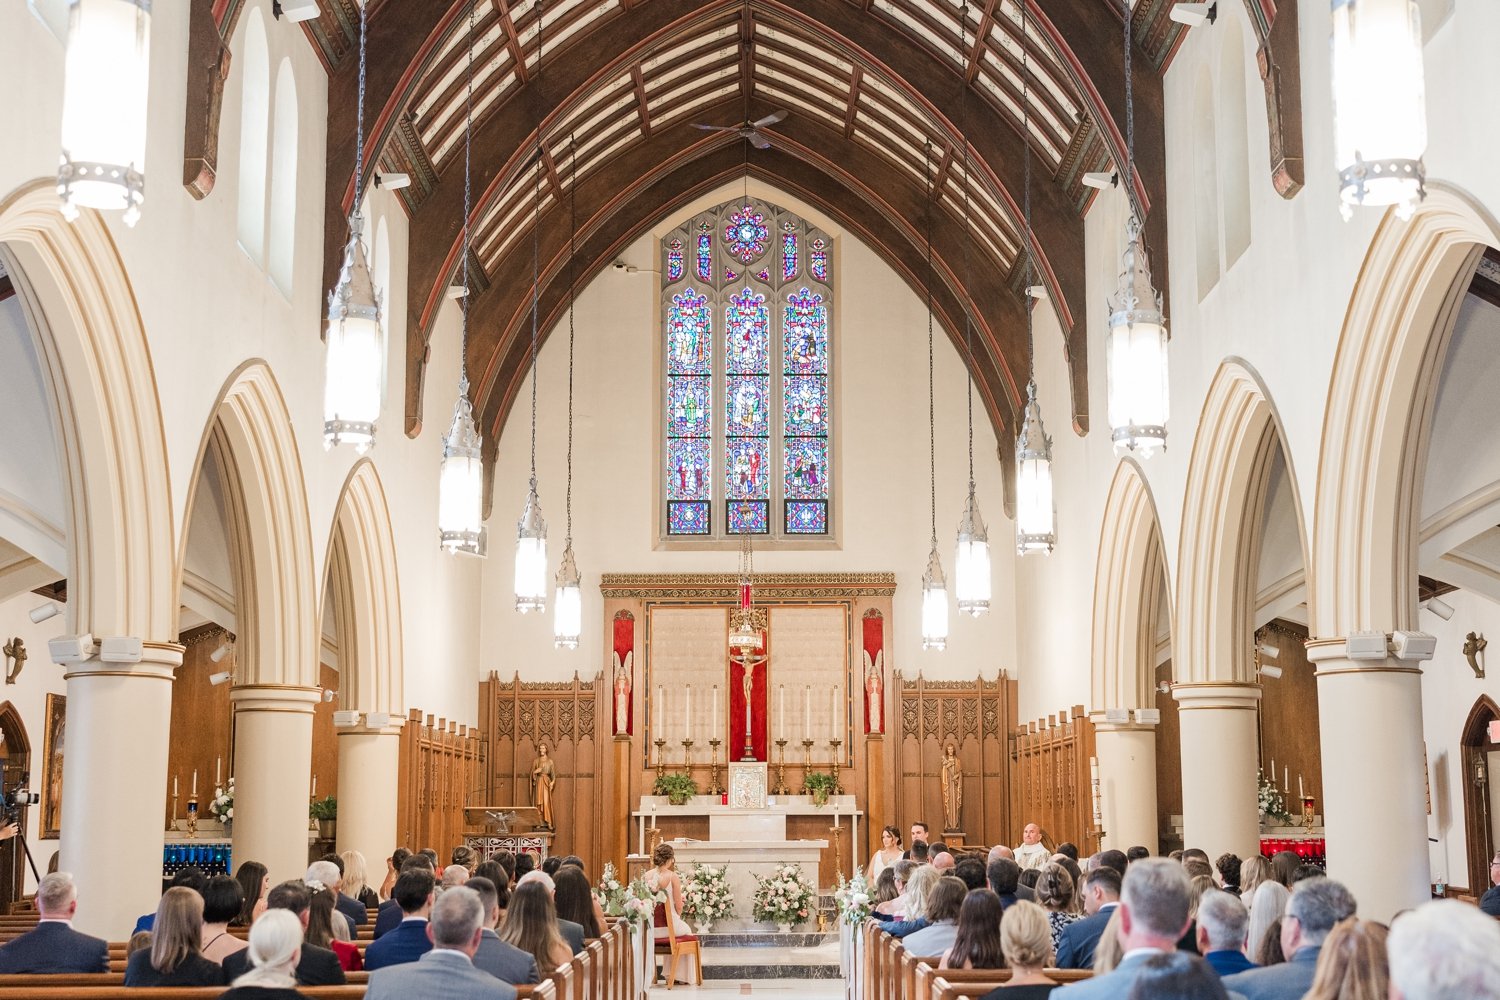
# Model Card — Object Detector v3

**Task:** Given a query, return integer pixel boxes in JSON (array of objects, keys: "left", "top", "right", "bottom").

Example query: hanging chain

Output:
[
  {"left": 1123, "top": 0, "right": 1135, "bottom": 203},
  {"left": 959, "top": 1, "right": 975, "bottom": 488},
  {"left": 353, "top": 0, "right": 368, "bottom": 209},
  {"left": 529, "top": 0, "right": 545, "bottom": 480},
  {"left": 925, "top": 140, "right": 937, "bottom": 547},
  {"left": 1023, "top": 0, "right": 1034, "bottom": 371},
  {"left": 460, "top": 0, "right": 475, "bottom": 387},
  {"left": 566, "top": 135, "right": 576, "bottom": 543}
]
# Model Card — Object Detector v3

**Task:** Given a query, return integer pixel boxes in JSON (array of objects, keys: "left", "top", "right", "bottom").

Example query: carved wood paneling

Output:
[
  {"left": 477, "top": 672, "right": 604, "bottom": 868},
  {"left": 395, "top": 709, "right": 484, "bottom": 857},
  {"left": 1009, "top": 706, "right": 1097, "bottom": 852},
  {"left": 892, "top": 672, "right": 1016, "bottom": 849}
]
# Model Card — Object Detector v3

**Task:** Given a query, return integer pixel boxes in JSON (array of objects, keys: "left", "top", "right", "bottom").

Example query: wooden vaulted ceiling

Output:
[{"left": 301, "top": 0, "right": 1174, "bottom": 482}]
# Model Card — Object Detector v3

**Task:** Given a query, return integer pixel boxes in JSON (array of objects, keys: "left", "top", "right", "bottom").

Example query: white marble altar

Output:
[{"left": 671, "top": 837, "right": 829, "bottom": 933}]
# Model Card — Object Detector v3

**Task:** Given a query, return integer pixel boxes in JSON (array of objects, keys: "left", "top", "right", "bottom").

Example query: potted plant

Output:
[
  {"left": 751, "top": 862, "right": 814, "bottom": 934},
  {"left": 310, "top": 794, "right": 337, "bottom": 840},
  {"left": 804, "top": 771, "right": 837, "bottom": 807},
  {"left": 682, "top": 863, "right": 735, "bottom": 935},
  {"left": 653, "top": 771, "right": 698, "bottom": 806}
]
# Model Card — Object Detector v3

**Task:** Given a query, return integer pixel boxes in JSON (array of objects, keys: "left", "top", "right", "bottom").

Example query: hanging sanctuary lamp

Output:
[{"left": 921, "top": 141, "right": 949, "bottom": 652}]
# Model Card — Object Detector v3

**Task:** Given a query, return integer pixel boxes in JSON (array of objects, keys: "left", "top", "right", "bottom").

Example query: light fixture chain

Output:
[
  {"left": 959, "top": 1, "right": 974, "bottom": 488},
  {"left": 461, "top": 0, "right": 475, "bottom": 385},
  {"left": 566, "top": 134, "right": 576, "bottom": 542},
  {"left": 529, "top": 0, "right": 544, "bottom": 481},
  {"left": 1022, "top": 0, "right": 1033, "bottom": 369},
  {"left": 1123, "top": 0, "right": 1134, "bottom": 198},
  {"left": 354, "top": 0, "right": 368, "bottom": 208},
  {"left": 925, "top": 140, "right": 937, "bottom": 547}
]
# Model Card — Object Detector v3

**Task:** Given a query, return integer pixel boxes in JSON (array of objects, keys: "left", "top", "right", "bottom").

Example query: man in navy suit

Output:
[
  {"left": 1056, "top": 865, "right": 1122, "bottom": 970},
  {"left": 375, "top": 853, "right": 436, "bottom": 939},
  {"left": 1196, "top": 889, "right": 1257, "bottom": 978},
  {"left": 1223, "top": 877, "right": 1356, "bottom": 1000},
  {"left": 0, "top": 872, "right": 107, "bottom": 974},
  {"left": 365, "top": 868, "right": 437, "bottom": 970}
]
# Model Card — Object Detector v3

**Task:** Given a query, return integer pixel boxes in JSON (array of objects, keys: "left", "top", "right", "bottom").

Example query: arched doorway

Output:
[
  {"left": 1460, "top": 695, "right": 1500, "bottom": 897},
  {"left": 0, "top": 702, "right": 32, "bottom": 912}
]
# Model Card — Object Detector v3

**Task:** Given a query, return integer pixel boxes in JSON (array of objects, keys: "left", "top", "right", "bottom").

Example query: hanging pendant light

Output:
[
  {"left": 951, "top": 3, "right": 990, "bottom": 617},
  {"left": 439, "top": 0, "right": 485, "bottom": 556},
  {"left": 554, "top": 136, "right": 582, "bottom": 649},
  {"left": 514, "top": 2, "right": 548, "bottom": 614},
  {"left": 1014, "top": 0, "right": 1056, "bottom": 555},
  {"left": 920, "top": 140, "right": 949, "bottom": 652},
  {"left": 1106, "top": 0, "right": 1169, "bottom": 458},
  {"left": 323, "top": 0, "right": 384, "bottom": 452},
  {"left": 1331, "top": 0, "right": 1427, "bottom": 220},
  {"left": 58, "top": 0, "right": 150, "bottom": 225}
]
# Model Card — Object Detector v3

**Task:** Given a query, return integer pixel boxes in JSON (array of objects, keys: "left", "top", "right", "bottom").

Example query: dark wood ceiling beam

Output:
[
  {"left": 738, "top": 5, "right": 756, "bottom": 106},
  {"left": 843, "top": 66, "right": 863, "bottom": 139},
  {"left": 497, "top": 0, "right": 529, "bottom": 85},
  {"left": 630, "top": 64, "right": 652, "bottom": 136},
  {"left": 967, "top": 0, "right": 998, "bottom": 83}
]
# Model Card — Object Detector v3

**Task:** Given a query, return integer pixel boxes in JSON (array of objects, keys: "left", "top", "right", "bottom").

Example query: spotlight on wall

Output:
[
  {"left": 47, "top": 633, "right": 95, "bottom": 663},
  {"left": 28, "top": 602, "right": 61, "bottom": 625},
  {"left": 375, "top": 172, "right": 411, "bottom": 190},
  {"left": 1082, "top": 171, "right": 1119, "bottom": 190},
  {"left": 1258, "top": 663, "right": 1284, "bottom": 679},
  {"left": 322, "top": 689, "right": 337, "bottom": 703},
  {"left": 1256, "top": 641, "right": 1281, "bottom": 661},
  {"left": 208, "top": 670, "right": 231, "bottom": 686},
  {"left": 272, "top": 0, "right": 320, "bottom": 22},
  {"left": 1169, "top": 2, "right": 1217, "bottom": 27},
  {"left": 1156, "top": 680, "right": 1172, "bottom": 695},
  {"left": 209, "top": 639, "right": 234, "bottom": 663},
  {"left": 1420, "top": 595, "right": 1455, "bottom": 621}
]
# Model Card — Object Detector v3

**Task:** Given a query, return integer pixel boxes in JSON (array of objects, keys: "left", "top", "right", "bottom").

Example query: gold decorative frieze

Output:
[{"left": 600, "top": 572, "right": 896, "bottom": 600}]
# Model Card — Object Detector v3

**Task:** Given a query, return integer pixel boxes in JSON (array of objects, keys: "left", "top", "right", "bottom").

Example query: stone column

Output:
[
  {"left": 58, "top": 641, "right": 182, "bottom": 938},
  {"left": 1094, "top": 720, "right": 1159, "bottom": 854},
  {"left": 1173, "top": 683, "right": 1262, "bottom": 858},
  {"left": 335, "top": 715, "right": 403, "bottom": 870},
  {"left": 231, "top": 686, "right": 319, "bottom": 882},
  {"left": 1306, "top": 636, "right": 1431, "bottom": 920}
]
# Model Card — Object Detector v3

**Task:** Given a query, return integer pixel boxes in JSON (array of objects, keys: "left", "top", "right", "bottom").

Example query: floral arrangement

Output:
[
  {"left": 682, "top": 863, "right": 735, "bottom": 923},
  {"left": 804, "top": 771, "right": 837, "bottom": 807},
  {"left": 833, "top": 872, "right": 873, "bottom": 926},
  {"left": 1257, "top": 770, "right": 1289, "bottom": 823},
  {"left": 653, "top": 771, "right": 698, "bottom": 805},
  {"left": 595, "top": 863, "right": 658, "bottom": 929},
  {"left": 208, "top": 778, "right": 234, "bottom": 824},
  {"left": 751, "top": 862, "right": 815, "bottom": 926}
]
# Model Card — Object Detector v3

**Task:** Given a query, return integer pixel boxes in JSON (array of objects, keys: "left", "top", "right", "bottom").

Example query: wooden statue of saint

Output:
[{"left": 531, "top": 743, "right": 556, "bottom": 830}]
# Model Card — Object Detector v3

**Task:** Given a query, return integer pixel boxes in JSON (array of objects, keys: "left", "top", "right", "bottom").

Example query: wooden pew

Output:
[{"left": 0, "top": 986, "right": 558, "bottom": 1000}]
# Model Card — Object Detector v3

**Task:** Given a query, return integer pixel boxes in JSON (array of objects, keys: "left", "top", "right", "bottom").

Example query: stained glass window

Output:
[{"left": 662, "top": 200, "right": 832, "bottom": 537}]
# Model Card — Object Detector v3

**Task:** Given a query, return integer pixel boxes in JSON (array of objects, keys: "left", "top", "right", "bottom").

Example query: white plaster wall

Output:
[
  {"left": 0, "top": 3, "right": 480, "bottom": 724},
  {"left": 0, "top": 292, "right": 65, "bottom": 572},
  {"left": 1419, "top": 295, "right": 1500, "bottom": 530},
  {"left": 478, "top": 180, "right": 1018, "bottom": 688}
]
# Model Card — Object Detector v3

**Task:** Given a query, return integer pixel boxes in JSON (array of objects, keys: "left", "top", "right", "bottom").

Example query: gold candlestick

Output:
[
  {"left": 707, "top": 739, "right": 724, "bottom": 796},
  {"left": 681, "top": 738, "right": 695, "bottom": 773},
  {"left": 186, "top": 795, "right": 198, "bottom": 839},
  {"left": 168, "top": 791, "right": 179, "bottom": 833},
  {"left": 829, "top": 821, "right": 844, "bottom": 883},
  {"left": 772, "top": 739, "right": 791, "bottom": 795},
  {"left": 654, "top": 738, "right": 667, "bottom": 783},
  {"left": 829, "top": 739, "right": 844, "bottom": 795},
  {"left": 801, "top": 739, "right": 815, "bottom": 792},
  {"left": 1301, "top": 796, "right": 1316, "bottom": 830}
]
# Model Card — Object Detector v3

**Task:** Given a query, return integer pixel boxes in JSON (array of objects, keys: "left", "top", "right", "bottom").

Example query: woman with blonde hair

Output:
[
  {"left": 1245, "top": 879, "right": 1290, "bottom": 961},
  {"left": 125, "top": 886, "right": 226, "bottom": 986},
  {"left": 219, "top": 908, "right": 308, "bottom": 999},
  {"left": 873, "top": 864, "right": 941, "bottom": 937},
  {"left": 981, "top": 900, "right": 1058, "bottom": 999},
  {"left": 498, "top": 881, "right": 573, "bottom": 978},
  {"left": 339, "top": 850, "right": 379, "bottom": 909},
  {"left": 1239, "top": 856, "right": 1271, "bottom": 906},
  {"left": 1091, "top": 909, "right": 1124, "bottom": 975},
  {"left": 1302, "top": 918, "right": 1389, "bottom": 1000}
]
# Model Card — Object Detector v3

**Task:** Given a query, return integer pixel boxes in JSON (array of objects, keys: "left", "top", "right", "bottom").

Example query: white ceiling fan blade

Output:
[
  {"left": 749, "top": 131, "right": 772, "bottom": 149},
  {"left": 692, "top": 123, "right": 737, "bottom": 132},
  {"left": 750, "top": 109, "right": 788, "bottom": 128}
]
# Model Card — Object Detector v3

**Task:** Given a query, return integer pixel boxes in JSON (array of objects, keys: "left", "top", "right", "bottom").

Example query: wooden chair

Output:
[{"left": 650, "top": 902, "right": 702, "bottom": 989}]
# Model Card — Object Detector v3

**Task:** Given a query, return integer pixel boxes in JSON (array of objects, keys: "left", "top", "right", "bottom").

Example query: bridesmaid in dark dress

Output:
[
  {"left": 218, "top": 909, "right": 310, "bottom": 1000},
  {"left": 123, "top": 887, "right": 227, "bottom": 987}
]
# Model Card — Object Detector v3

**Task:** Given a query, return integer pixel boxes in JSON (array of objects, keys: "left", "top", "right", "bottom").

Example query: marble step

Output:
[
  {"left": 690, "top": 941, "right": 843, "bottom": 981},
  {"left": 697, "top": 931, "right": 836, "bottom": 948}
]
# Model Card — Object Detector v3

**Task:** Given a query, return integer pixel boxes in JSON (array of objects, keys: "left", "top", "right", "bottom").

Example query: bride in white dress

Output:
[
  {"left": 866, "top": 825, "right": 904, "bottom": 882},
  {"left": 643, "top": 843, "right": 695, "bottom": 941}
]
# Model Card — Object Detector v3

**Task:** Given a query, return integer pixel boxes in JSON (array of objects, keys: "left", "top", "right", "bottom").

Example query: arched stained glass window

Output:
[{"left": 662, "top": 198, "right": 833, "bottom": 537}]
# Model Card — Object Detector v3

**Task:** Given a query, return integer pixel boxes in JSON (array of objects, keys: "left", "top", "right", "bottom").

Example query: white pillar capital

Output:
[
  {"left": 229, "top": 685, "right": 320, "bottom": 713},
  {"left": 1171, "top": 682, "right": 1263, "bottom": 711},
  {"left": 60, "top": 639, "right": 182, "bottom": 681}
]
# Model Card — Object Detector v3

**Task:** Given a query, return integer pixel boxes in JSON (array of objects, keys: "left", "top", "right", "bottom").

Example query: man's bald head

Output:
[
  {"left": 987, "top": 845, "right": 1014, "bottom": 863},
  {"left": 932, "top": 851, "right": 955, "bottom": 874}
]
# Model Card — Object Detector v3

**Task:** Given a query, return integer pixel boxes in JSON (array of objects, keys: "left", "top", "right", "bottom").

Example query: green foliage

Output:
[
  {"left": 653, "top": 772, "right": 698, "bottom": 804},
  {"left": 309, "top": 795, "right": 338, "bottom": 820},
  {"left": 804, "top": 771, "right": 837, "bottom": 805}
]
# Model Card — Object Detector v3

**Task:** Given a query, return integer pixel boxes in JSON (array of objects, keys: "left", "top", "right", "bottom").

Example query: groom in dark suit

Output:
[{"left": 0, "top": 872, "right": 108, "bottom": 973}]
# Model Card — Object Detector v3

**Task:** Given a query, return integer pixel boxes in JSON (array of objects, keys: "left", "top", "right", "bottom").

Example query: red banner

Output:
[
  {"left": 612, "top": 611, "right": 634, "bottom": 736},
  {"left": 728, "top": 630, "right": 769, "bottom": 762},
  {"left": 863, "top": 609, "right": 885, "bottom": 735}
]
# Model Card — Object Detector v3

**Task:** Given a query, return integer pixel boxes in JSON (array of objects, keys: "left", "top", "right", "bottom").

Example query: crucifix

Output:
[{"left": 730, "top": 640, "right": 766, "bottom": 761}]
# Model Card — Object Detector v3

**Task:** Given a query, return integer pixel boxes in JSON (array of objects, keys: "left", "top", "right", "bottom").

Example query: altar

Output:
[{"left": 632, "top": 793, "right": 860, "bottom": 933}]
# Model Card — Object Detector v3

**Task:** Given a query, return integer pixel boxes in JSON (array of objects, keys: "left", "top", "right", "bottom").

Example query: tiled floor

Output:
[{"left": 647, "top": 980, "right": 846, "bottom": 997}]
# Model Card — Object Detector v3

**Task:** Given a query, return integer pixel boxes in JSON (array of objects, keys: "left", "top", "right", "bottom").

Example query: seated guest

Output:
[
  {"left": 473, "top": 861, "right": 512, "bottom": 924},
  {"left": 1125, "top": 952, "right": 1232, "bottom": 1000},
  {"left": 1291, "top": 865, "right": 1325, "bottom": 885},
  {"left": 305, "top": 859, "right": 358, "bottom": 935},
  {"left": 202, "top": 875, "right": 250, "bottom": 964},
  {"left": 125, "top": 886, "right": 227, "bottom": 986},
  {"left": 979, "top": 899, "right": 1062, "bottom": 1000},
  {"left": 364, "top": 868, "right": 437, "bottom": 970},
  {"left": 873, "top": 864, "right": 941, "bottom": 938},
  {"left": 874, "top": 860, "right": 915, "bottom": 917},
  {"left": 903, "top": 876, "right": 967, "bottom": 956},
  {"left": 1302, "top": 918, "right": 1387, "bottom": 1000},
  {"left": 1255, "top": 920, "right": 1285, "bottom": 967},
  {"left": 931, "top": 850, "right": 956, "bottom": 875},
  {"left": 318, "top": 853, "right": 369, "bottom": 927},
  {"left": 1223, "top": 877, "right": 1357, "bottom": 1000},
  {"left": 223, "top": 881, "right": 346, "bottom": 987},
  {"left": 380, "top": 848, "right": 412, "bottom": 902},
  {"left": 1215, "top": 854, "right": 1242, "bottom": 897},
  {"left": 365, "top": 887, "right": 517, "bottom": 1000},
  {"left": 1015, "top": 824, "right": 1051, "bottom": 872},
  {"left": 0, "top": 871, "right": 108, "bottom": 973},
  {"left": 1053, "top": 859, "right": 1194, "bottom": 1000},
  {"left": 375, "top": 853, "right": 436, "bottom": 938},
  {"left": 440, "top": 865, "right": 470, "bottom": 891},
  {"left": 497, "top": 881, "right": 572, "bottom": 979},
  {"left": 1036, "top": 863, "right": 1080, "bottom": 955},
  {"left": 1020, "top": 869, "right": 1042, "bottom": 893},
  {"left": 871, "top": 868, "right": 899, "bottom": 908},
  {"left": 989, "top": 856, "right": 1025, "bottom": 910},
  {"left": 1244, "top": 879, "right": 1289, "bottom": 961},
  {"left": 910, "top": 842, "right": 931, "bottom": 864},
  {"left": 492, "top": 850, "right": 517, "bottom": 884},
  {"left": 1268, "top": 852, "right": 1299, "bottom": 888},
  {"left": 1196, "top": 890, "right": 1256, "bottom": 978},
  {"left": 340, "top": 849, "right": 380, "bottom": 910},
  {"left": 1184, "top": 858, "right": 1216, "bottom": 882},
  {"left": 135, "top": 865, "right": 208, "bottom": 934},
  {"left": 541, "top": 856, "right": 562, "bottom": 876},
  {"left": 219, "top": 909, "right": 309, "bottom": 1000},
  {"left": 1055, "top": 843, "right": 1079, "bottom": 862},
  {"left": 517, "top": 870, "right": 585, "bottom": 954},
  {"left": 941, "top": 888, "right": 1005, "bottom": 970},
  {"left": 1055, "top": 866, "right": 1121, "bottom": 969},
  {"left": 1052, "top": 856, "right": 1086, "bottom": 914},
  {"left": 467, "top": 876, "right": 538, "bottom": 985},
  {"left": 1092, "top": 909, "right": 1124, "bottom": 976},
  {"left": 513, "top": 852, "right": 536, "bottom": 881},
  {"left": 553, "top": 866, "right": 602, "bottom": 938},
  {"left": 451, "top": 845, "right": 479, "bottom": 873},
  {"left": 304, "top": 883, "right": 359, "bottom": 971},
  {"left": 235, "top": 861, "right": 271, "bottom": 927},
  {"left": 1096, "top": 850, "right": 1129, "bottom": 878},
  {"left": 127, "top": 931, "right": 152, "bottom": 957},
  {"left": 1126, "top": 847, "right": 1151, "bottom": 865},
  {"left": 1387, "top": 899, "right": 1500, "bottom": 1000},
  {"left": 954, "top": 857, "right": 988, "bottom": 893}
]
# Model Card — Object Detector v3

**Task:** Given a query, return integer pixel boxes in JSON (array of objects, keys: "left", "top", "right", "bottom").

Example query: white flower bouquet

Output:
[
  {"left": 834, "top": 872, "right": 873, "bottom": 926},
  {"left": 595, "top": 863, "right": 659, "bottom": 930},
  {"left": 1257, "top": 770, "right": 1289, "bottom": 823},
  {"left": 682, "top": 863, "right": 735, "bottom": 922},
  {"left": 209, "top": 778, "right": 234, "bottom": 825},
  {"left": 751, "top": 862, "right": 814, "bottom": 926}
]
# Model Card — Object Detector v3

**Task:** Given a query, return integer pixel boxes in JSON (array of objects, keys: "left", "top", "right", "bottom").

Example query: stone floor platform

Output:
[{"left": 688, "top": 933, "right": 842, "bottom": 981}]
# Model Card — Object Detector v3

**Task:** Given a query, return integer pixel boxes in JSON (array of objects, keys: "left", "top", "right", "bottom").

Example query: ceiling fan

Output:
[{"left": 692, "top": 110, "right": 788, "bottom": 149}]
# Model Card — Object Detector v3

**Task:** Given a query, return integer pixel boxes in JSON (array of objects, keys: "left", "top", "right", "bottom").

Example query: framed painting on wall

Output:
[{"left": 40, "top": 693, "right": 64, "bottom": 839}]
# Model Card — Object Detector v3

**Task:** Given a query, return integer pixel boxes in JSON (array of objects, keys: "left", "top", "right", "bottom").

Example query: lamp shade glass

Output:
[
  {"left": 58, "top": 0, "right": 150, "bottom": 225},
  {"left": 921, "top": 545, "right": 949, "bottom": 651},
  {"left": 1106, "top": 216, "right": 1169, "bottom": 457},
  {"left": 323, "top": 216, "right": 384, "bottom": 451},
  {"left": 1331, "top": 0, "right": 1427, "bottom": 219},
  {"left": 514, "top": 479, "right": 548, "bottom": 613},
  {"left": 438, "top": 386, "right": 486, "bottom": 556},
  {"left": 1015, "top": 381, "right": 1056, "bottom": 554},
  {"left": 553, "top": 543, "right": 582, "bottom": 648},
  {"left": 954, "top": 486, "right": 991, "bottom": 617}
]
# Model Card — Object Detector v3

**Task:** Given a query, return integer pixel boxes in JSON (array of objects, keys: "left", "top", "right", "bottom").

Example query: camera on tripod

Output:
[{"left": 3, "top": 772, "right": 38, "bottom": 825}]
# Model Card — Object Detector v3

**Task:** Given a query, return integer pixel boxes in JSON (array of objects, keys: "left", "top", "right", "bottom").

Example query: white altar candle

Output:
[
  {"left": 216, "top": 756, "right": 222, "bottom": 787},
  {"left": 804, "top": 685, "right": 812, "bottom": 740},
  {"left": 835, "top": 810, "right": 840, "bottom": 828},
  {"left": 1270, "top": 757, "right": 1275, "bottom": 781},
  {"left": 192, "top": 770, "right": 197, "bottom": 796},
  {"left": 1299, "top": 774, "right": 1304, "bottom": 800},
  {"left": 173, "top": 774, "right": 178, "bottom": 797},
  {"left": 312, "top": 775, "right": 317, "bottom": 799},
  {"left": 830, "top": 685, "right": 837, "bottom": 740},
  {"left": 778, "top": 685, "right": 786, "bottom": 741},
  {"left": 713, "top": 686, "right": 720, "bottom": 740},
  {"left": 656, "top": 686, "right": 664, "bottom": 732},
  {"left": 686, "top": 685, "right": 693, "bottom": 736},
  {"left": 1284, "top": 766, "right": 1289, "bottom": 791},
  {"left": 651, "top": 803, "right": 657, "bottom": 828}
]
